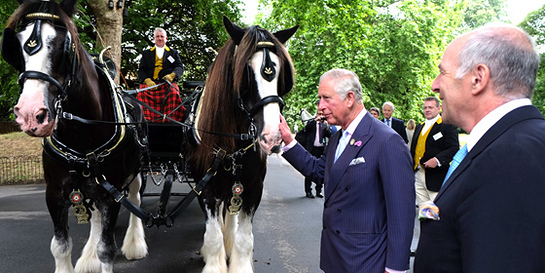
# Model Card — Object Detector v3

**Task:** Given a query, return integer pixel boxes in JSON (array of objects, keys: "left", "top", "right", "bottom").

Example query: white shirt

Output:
[
  {"left": 465, "top": 98, "right": 531, "bottom": 152},
  {"left": 155, "top": 46, "right": 165, "bottom": 59},
  {"left": 314, "top": 122, "right": 325, "bottom": 147},
  {"left": 421, "top": 114, "right": 440, "bottom": 136}
]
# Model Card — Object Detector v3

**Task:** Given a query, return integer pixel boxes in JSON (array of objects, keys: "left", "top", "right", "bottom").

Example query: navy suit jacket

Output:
[
  {"left": 410, "top": 118, "right": 459, "bottom": 191},
  {"left": 415, "top": 105, "right": 545, "bottom": 272},
  {"left": 384, "top": 117, "right": 408, "bottom": 143},
  {"left": 283, "top": 112, "right": 415, "bottom": 273}
]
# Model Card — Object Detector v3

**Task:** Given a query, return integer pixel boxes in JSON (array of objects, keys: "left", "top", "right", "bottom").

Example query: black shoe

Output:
[
  {"left": 306, "top": 192, "right": 315, "bottom": 198},
  {"left": 316, "top": 193, "right": 323, "bottom": 198}
]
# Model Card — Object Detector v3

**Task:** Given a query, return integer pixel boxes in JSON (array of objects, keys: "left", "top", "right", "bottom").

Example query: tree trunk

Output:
[{"left": 88, "top": 0, "right": 124, "bottom": 84}]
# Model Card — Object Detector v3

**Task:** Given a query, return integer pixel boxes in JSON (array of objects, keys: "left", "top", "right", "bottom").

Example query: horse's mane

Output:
[{"left": 192, "top": 25, "right": 294, "bottom": 170}]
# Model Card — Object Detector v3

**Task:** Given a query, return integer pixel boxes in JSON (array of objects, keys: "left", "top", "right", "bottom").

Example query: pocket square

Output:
[
  {"left": 349, "top": 157, "right": 365, "bottom": 166},
  {"left": 418, "top": 200, "right": 440, "bottom": 221}
]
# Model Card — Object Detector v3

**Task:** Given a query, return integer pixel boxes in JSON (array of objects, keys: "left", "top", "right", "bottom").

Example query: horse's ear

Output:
[
  {"left": 60, "top": 0, "right": 77, "bottom": 17},
  {"left": 223, "top": 16, "right": 245, "bottom": 45},
  {"left": 273, "top": 25, "right": 299, "bottom": 44}
]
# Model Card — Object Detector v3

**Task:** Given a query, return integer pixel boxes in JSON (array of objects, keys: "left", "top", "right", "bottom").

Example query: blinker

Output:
[
  {"left": 1, "top": 28, "right": 24, "bottom": 72},
  {"left": 256, "top": 41, "right": 276, "bottom": 82},
  {"left": 24, "top": 20, "right": 43, "bottom": 55}
]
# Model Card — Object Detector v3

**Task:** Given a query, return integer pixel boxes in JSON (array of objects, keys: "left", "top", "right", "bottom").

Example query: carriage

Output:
[
  {"left": 130, "top": 79, "right": 206, "bottom": 228},
  {"left": 2, "top": 0, "right": 297, "bottom": 272}
]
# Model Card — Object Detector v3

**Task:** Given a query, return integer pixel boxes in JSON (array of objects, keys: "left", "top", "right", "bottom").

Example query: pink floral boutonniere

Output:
[{"left": 353, "top": 140, "right": 362, "bottom": 147}]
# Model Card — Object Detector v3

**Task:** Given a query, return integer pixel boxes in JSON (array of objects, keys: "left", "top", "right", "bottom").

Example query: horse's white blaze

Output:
[
  {"left": 122, "top": 174, "right": 148, "bottom": 260},
  {"left": 13, "top": 22, "right": 57, "bottom": 136},
  {"left": 50, "top": 236, "right": 74, "bottom": 273},
  {"left": 75, "top": 207, "right": 102, "bottom": 273},
  {"left": 201, "top": 208, "right": 228, "bottom": 273},
  {"left": 228, "top": 212, "right": 254, "bottom": 273},
  {"left": 248, "top": 51, "right": 283, "bottom": 152}
]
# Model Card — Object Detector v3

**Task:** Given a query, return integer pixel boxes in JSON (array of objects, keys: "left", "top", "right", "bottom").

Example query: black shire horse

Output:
[
  {"left": 2, "top": 0, "right": 147, "bottom": 272},
  {"left": 190, "top": 17, "right": 297, "bottom": 272}
]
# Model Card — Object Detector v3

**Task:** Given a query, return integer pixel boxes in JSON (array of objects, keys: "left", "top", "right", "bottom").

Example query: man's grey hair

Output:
[
  {"left": 319, "top": 69, "right": 363, "bottom": 103},
  {"left": 455, "top": 23, "right": 540, "bottom": 99},
  {"left": 382, "top": 101, "right": 395, "bottom": 111},
  {"left": 154, "top": 27, "right": 167, "bottom": 37}
]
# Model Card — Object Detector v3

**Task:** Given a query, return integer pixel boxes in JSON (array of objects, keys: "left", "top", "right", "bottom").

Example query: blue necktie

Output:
[
  {"left": 443, "top": 144, "right": 468, "bottom": 185},
  {"left": 334, "top": 131, "right": 350, "bottom": 162}
]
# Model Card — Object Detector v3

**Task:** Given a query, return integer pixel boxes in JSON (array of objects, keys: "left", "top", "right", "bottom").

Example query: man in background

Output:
[
  {"left": 382, "top": 101, "right": 408, "bottom": 143},
  {"left": 410, "top": 96, "right": 458, "bottom": 206},
  {"left": 295, "top": 100, "right": 334, "bottom": 198}
]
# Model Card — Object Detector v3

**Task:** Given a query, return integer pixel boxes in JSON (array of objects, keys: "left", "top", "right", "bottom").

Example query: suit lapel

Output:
[
  {"left": 325, "top": 114, "right": 372, "bottom": 203},
  {"left": 435, "top": 105, "right": 543, "bottom": 201}
]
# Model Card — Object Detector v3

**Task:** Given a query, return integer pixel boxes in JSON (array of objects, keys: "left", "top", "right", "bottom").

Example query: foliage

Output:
[
  {"left": 0, "top": 0, "right": 20, "bottom": 120},
  {"left": 258, "top": 0, "right": 464, "bottom": 128},
  {"left": 113, "top": 0, "right": 242, "bottom": 86},
  {"left": 519, "top": 4, "right": 545, "bottom": 115},
  {"left": 460, "top": 0, "right": 508, "bottom": 31}
]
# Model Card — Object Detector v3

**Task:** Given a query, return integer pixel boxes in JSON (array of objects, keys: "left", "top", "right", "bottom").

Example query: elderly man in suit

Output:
[
  {"left": 279, "top": 69, "right": 415, "bottom": 273},
  {"left": 382, "top": 101, "right": 409, "bottom": 143},
  {"left": 414, "top": 23, "right": 545, "bottom": 272},
  {"left": 410, "top": 96, "right": 459, "bottom": 206}
]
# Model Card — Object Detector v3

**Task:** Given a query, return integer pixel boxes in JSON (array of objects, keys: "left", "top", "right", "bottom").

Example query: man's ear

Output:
[
  {"left": 346, "top": 91, "right": 356, "bottom": 108},
  {"left": 470, "top": 63, "right": 490, "bottom": 95}
]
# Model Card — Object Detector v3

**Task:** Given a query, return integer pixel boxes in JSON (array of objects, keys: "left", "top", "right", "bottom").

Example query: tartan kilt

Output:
[{"left": 136, "top": 83, "right": 186, "bottom": 122}]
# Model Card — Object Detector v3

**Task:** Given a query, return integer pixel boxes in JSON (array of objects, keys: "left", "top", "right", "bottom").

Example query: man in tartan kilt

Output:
[{"left": 137, "top": 27, "right": 185, "bottom": 122}]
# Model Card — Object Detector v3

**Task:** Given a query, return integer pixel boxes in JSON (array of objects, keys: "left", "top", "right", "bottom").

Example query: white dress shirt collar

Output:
[
  {"left": 344, "top": 108, "right": 367, "bottom": 136},
  {"left": 421, "top": 114, "right": 440, "bottom": 136},
  {"left": 466, "top": 98, "right": 531, "bottom": 152},
  {"left": 155, "top": 46, "right": 165, "bottom": 59}
]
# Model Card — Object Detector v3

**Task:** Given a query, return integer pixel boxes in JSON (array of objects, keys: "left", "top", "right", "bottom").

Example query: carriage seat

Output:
[
  {"left": 183, "top": 81, "right": 205, "bottom": 89},
  {"left": 90, "top": 53, "right": 117, "bottom": 79}
]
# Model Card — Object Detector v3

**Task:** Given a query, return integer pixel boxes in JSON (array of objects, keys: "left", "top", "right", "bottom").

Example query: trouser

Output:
[
  {"left": 415, "top": 167, "right": 438, "bottom": 206},
  {"left": 305, "top": 145, "right": 324, "bottom": 193}
]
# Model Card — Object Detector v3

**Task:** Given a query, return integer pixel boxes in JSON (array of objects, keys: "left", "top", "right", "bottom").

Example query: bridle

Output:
[
  {"left": 236, "top": 40, "right": 286, "bottom": 140},
  {"left": 1, "top": 0, "right": 77, "bottom": 107}
]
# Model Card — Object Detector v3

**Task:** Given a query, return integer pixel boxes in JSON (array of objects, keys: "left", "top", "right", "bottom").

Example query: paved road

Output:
[{"left": 0, "top": 155, "right": 418, "bottom": 272}]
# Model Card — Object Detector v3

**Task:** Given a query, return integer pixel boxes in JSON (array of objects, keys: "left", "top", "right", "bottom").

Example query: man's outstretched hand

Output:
[{"left": 279, "top": 114, "right": 294, "bottom": 145}]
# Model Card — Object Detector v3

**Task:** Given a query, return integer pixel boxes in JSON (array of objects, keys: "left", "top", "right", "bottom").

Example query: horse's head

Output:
[
  {"left": 224, "top": 17, "right": 298, "bottom": 154},
  {"left": 1, "top": 0, "right": 78, "bottom": 137}
]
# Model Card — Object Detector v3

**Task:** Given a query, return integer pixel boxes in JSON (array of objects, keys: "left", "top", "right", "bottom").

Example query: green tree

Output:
[
  {"left": 0, "top": 0, "right": 20, "bottom": 120},
  {"left": 258, "top": 0, "right": 464, "bottom": 128},
  {"left": 519, "top": 4, "right": 545, "bottom": 115},
  {"left": 117, "top": 0, "right": 242, "bottom": 86},
  {"left": 461, "top": 0, "right": 508, "bottom": 30}
]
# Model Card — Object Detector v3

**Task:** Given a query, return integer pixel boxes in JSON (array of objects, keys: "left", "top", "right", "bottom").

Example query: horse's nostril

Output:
[{"left": 36, "top": 110, "right": 48, "bottom": 124}]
